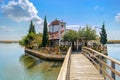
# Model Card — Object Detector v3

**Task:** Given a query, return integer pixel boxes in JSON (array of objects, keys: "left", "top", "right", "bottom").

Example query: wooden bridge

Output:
[{"left": 57, "top": 47, "right": 120, "bottom": 80}]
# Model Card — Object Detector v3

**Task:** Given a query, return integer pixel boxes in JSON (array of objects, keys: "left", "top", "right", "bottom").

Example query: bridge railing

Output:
[
  {"left": 82, "top": 47, "right": 120, "bottom": 80},
  {"left": 57, "top": 47, "right": 71, "bottom": 80}
]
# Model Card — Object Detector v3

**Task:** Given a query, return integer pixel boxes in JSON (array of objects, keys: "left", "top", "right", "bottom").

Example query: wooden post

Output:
[
  {"left": 76, "top": 40, "right": 78, "bottom": 51},
  {"left": 111, "top": 61, "right": 115, "bottom": 80},
  {"left": 99, "top": 56, "right": 102, "bottom": 74}
]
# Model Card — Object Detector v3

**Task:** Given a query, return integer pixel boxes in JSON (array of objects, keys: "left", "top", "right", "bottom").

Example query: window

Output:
[{"left": 61, "top": 25, "right": 64, "bottom": 28}]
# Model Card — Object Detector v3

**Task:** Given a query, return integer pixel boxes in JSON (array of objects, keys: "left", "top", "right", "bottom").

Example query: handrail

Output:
[
  {"left": 82, "top": 47, "right": 120, "bottom": 80},
  {"left": 57, "top": 47, "right": 71, "bottom": 80},
  {"left": 83, "top": 47, "right": 120, "bottom": 65}
]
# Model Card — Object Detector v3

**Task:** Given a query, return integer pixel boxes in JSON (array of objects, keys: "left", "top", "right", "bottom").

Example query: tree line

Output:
[{"left": 63, "top": 23, "right": 107, "bottom": 48}]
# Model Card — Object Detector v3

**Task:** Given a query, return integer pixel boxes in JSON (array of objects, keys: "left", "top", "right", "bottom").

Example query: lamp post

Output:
[
  {"left": 95, "top": 26, "right": 102, "bottom": 36},
  {"left": 95, "top": 26, "right": 102, "bottom": 29}
]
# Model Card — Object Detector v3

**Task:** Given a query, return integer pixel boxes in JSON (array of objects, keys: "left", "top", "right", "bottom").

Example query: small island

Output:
[
  {"left": 19, "top": 17, "right": 69, "bottom": 61},
  {"left": 19, "top": 16, "right": 108, "bottom": 61}
]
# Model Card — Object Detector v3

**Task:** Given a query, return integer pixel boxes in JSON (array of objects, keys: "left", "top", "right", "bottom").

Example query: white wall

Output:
[{"left": 49, "top": 25, "right": 59, "bottom": 32}]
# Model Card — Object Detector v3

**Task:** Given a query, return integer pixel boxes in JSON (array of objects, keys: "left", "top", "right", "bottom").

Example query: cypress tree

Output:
[
  {"left": 42, "top": 16, "right": 48, "bottom": 47},
  {"left": 32, "top": 24, "right": 36, "bottom": 34},
  {"left": 100, "top": 22, "right": 107, "bottom": 45},
  {"left": 28, "top": 20, "right": 36, "bottom": 34}
]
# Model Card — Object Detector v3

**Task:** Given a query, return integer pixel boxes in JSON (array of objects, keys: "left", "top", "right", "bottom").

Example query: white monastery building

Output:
[{"left": 48, "top": 19, "right": 66, "bottom": 46}]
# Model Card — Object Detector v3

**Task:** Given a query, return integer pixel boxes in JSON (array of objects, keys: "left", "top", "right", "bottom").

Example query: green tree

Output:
[
  {"left": 100, "top": 22, "right": 107, "bottom": 45},
  {"left": 19, "top": 21, "right": 42, "bottom": 49},
  {"left": 42, "top": 16, "right": 48, "bottom": 47},
  {"left": 78, "top": 25, "right": 97, "bottom": 46},
  {"left": 30, "top": 33, "right": 43, "bottom": 49},
  {"left": 63, "top": 30, "right": 78, "bottom": 49},
  {"left": 28, "top": 20, "right": 36, "bottom": 34},
  {"left": 33, "top": 33, "right": 43, "bottom": 48},
  {"left": 19, "top": 33, "right": 43, "bottom": 49},
  {"left": 19, "top": 32, "right": 35, "bottom": 48}
]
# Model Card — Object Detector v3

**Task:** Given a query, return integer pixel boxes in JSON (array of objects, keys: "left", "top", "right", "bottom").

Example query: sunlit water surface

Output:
[
  {"left": 107, "top": 44, "right": 120, "bottom": 80},
  {"left": 0, "top": 43, "right": 120, "bottom": 80},
  {"left": 0, "top": 43, "right": 62, "bottom": 80}
]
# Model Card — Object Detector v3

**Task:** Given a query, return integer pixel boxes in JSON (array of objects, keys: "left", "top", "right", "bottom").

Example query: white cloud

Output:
[
  {"left": 94, "top": 5, "right": 104, "bottom": 11},
  {"left": 107, "top": 30, "right": 120, "bottom": 40},
  {"left": 0, "top": 26, "right": 14, "bottom": 32},
  {"left": 66, "top": 25, "right": 96, "bottom": 31},
  {"left": 115, "top": 13, "right": 120, "bottom": 22},
  {"left": 35, "top": 23, "right": 43, "bottom": 33},
  {"left": 1, "top": 0, "right": 43, "bottom": 24},
  {"left": 0, "top": 25, "right": 28, "bottom": 40},
  {"left": 66, "top": 25, "right": 81, "bottom": 31}
]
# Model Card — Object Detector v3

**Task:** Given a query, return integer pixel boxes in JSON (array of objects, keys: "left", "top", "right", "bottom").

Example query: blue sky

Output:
[{"left": 0, "top": 0, "right": 120, "bottom": 40}]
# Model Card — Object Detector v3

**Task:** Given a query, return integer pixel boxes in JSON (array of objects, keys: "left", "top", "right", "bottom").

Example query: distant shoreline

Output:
[
  {"left": 107, "top": 40, "right": 120, "bottom": 44},
  {"left": 0, "top": 40, "right": 19, "bottom": 43}
]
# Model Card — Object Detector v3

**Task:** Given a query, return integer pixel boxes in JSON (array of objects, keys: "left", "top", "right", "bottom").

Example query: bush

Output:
[
  {"left": 19, "top": 33, "right": 42, "bottom": 49},
  {"left": 59, "top": 45, "right": 69, "bottom": 51},
  {"left": 54, "top": 46, "right": 59, "bottom": 54}
]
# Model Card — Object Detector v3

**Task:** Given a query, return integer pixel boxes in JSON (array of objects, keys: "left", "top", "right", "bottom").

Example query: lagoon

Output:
[
  {"left": 0, "top": 43, "right": 61, "bottom": 80},
  {"left": 0, "top": 43, "right": 120, "bottom": 80},
  {"left": 107, "top": 44, "right": 120, "bottom": 61}
]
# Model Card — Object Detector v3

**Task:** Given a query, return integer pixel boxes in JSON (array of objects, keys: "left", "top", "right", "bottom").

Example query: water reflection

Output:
[
  {"left": 20, "top": 54, "right": 39, "bottom": 69},
  {"left": 0, "top": 43, "right": 62, "bottom": 80},
  {"left": 20, "top": 53, "right": 62, "bottom": 80}
]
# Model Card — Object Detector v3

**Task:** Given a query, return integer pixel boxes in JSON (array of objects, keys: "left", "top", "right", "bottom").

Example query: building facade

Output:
[{"left": 48, "top": 19, "right": 66, "bottom": 46}]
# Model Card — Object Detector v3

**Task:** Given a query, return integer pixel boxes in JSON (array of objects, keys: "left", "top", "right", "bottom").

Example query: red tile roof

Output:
[{"left": 49, "top": 19, "right": 60, "bottom": 26}]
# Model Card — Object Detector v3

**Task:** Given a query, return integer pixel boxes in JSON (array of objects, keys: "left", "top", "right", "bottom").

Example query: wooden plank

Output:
[{"left": 70, "top": 54, "right": 104, "bottom": 80}]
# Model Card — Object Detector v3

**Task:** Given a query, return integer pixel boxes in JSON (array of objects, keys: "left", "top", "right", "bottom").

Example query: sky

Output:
[{"left": 0, "top": 0, "right": 120, "bottom": 40}]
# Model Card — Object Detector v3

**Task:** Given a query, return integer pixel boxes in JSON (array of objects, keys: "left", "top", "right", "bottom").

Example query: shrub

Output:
[
  {"left": 19, "top": 33, "right": 42, "bottom": 49},
  {"left": 59, "top": 45, "right": 69, "bottom": 51}
]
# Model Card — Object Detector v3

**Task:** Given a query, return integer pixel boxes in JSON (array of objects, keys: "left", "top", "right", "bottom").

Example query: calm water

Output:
[
  {"left": 107, "top": 44, "right": 120, "bottom": 61},
  {"left": 0, "top": 43, "right": 62, "bottom": 80},
  {"left": 0, "top": 43, "right": 120, "bottom": 80},
  {"left": 107, "top": 44, "right": 120, "bottom": 80}
]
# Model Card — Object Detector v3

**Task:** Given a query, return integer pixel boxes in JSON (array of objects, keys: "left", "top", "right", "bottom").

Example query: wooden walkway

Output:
[
  {"left": 70, "top": 53, "right": 104, "bottom": 80},
  {"left": 57, "top": 47, "right": 120, "bottom": 80}
]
